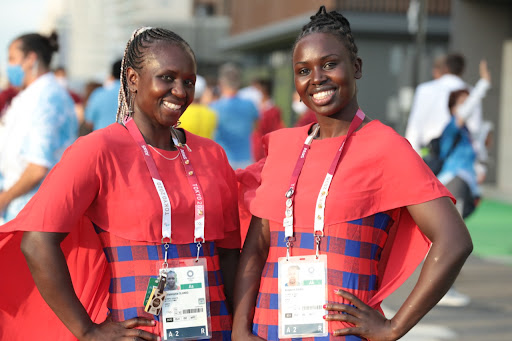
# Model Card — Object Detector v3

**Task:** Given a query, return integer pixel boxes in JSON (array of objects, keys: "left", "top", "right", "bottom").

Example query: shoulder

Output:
[
  {"left": 356, "top": 120, "right": 415, "bottom": 156},
  {"left": 88, "top": 86, "right": 107, "bottom": 101},
  {"left": 72, "top": 123, "right": 128, "bottom": 154},
  {"left": 267, "top": 124, "right": 310, "bottom": 142}
]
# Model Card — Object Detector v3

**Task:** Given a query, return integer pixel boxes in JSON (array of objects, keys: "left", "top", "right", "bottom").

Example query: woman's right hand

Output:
[{"left": 81, "top": 317, "right": 160, "bottom": 341}]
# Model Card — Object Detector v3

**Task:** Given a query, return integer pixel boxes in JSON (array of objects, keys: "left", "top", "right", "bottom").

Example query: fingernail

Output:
[
  {"left": 323, "top": 304, "right": 327, "bottom": 309},
  {"left": 333, "top": 289, "right": 339, "bottom": 294},
  {"left": 323, "top": 315, "right": 327, "bottom": 320},
  {"left": 152, "top": 320, "right": 157, "bottom": 325}
]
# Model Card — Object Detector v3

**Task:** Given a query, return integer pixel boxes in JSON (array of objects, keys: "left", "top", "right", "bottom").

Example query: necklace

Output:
[{"left": 148, "top": 144, "right": 180, "bottom": 161}]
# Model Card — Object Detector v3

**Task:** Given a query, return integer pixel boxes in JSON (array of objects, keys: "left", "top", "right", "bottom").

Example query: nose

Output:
[
  {"left": 171, "top": 80, "right": 186, "bottom": 98},
  {"left": 311, "top": 66, "right": 327, "bottom": 85}
]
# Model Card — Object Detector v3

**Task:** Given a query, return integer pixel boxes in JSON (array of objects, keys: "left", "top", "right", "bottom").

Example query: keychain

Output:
[{"left": 145, "top": 271, "right": 168, "bottom": 315}]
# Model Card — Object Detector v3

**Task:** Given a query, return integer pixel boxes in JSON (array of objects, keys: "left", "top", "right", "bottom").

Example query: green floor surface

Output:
[{"left": 465, "top": 199, "right": 512, "bottom": 259}]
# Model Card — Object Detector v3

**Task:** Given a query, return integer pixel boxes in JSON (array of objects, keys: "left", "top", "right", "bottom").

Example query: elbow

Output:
[
  {"left": 454, "top": 236, "right": 473, "bottom": 263},
  {"left": 463, "top": 238, "right": 474, "bottom": 258},
  {"left": 20, "top": 232, "right": 36, "bottom": 260}
]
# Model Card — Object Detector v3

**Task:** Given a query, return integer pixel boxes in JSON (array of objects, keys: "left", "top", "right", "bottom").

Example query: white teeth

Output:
[
  {"left": 163, "top": 101, "right": 182, "bottom": 110},
  {"left": 312, "top": 90, "right": 335, "bottom": 100}
]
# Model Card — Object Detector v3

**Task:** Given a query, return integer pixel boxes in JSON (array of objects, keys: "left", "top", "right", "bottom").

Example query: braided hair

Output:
[
  {"left": 293, "top": 6, "right": 358, "bottom": 61},
  {"left": 116, "top": 27, "right": 196, "bottom": 123}
]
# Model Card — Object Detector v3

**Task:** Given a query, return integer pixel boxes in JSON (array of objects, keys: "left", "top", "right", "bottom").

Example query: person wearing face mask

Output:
[
  {"left": 292, "top": 91, "right": 317, "bottom": 127},
  {"left": 0, "top": 32, "right": 77, "bottom": 223},
  {"left": 54, "top": 66, "right": 84, "bottom": 125}
]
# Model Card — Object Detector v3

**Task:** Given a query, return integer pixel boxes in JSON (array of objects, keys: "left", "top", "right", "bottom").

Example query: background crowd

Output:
[{"left": 0, "top": 4, "right": 503, "bottom": 339}]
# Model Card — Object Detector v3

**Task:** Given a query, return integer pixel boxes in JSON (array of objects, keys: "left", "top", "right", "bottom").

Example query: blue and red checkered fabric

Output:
[
  {"left": 95, "top": 223, "right": 232, "bottom": 340},
  {"left": 252, "top": 211, "right": 398, "bottom": 341}
]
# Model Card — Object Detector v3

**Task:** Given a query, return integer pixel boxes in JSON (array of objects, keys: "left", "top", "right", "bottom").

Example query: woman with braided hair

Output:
[
  {"left": 233, "top": 6, "right": 472, "bottom": 341},
  {"left": 0, "top": 27, "right": 240, "bottom": 340}
]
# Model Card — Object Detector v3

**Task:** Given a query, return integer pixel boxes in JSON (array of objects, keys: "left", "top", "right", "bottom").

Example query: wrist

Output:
[
  {"left": 231, "top": 322, "right": 253, "bottom": 340},
  {"left": 75, "top": 319, "right": 97, "bottom": 341},
  {"left": 388, "top": 317, "right": 407, "bottom": 341}
]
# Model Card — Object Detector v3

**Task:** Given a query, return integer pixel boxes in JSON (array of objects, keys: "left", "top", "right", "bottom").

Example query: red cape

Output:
[
  {"left": 0, "top": 218, "right": 109, "bottom": 340},
  {"left": 237, "top": 120, "right": 453, "bottom": 308}
]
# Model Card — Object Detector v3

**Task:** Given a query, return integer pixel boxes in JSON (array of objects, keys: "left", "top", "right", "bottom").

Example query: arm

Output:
[
  {"left": 325, "top": 197, "right": 472, "bottom": 340},
  {"left": 0, "top": 163, "right": 48, "bottom": 212},
  {"left": 388, "top": 197, "right": 472, "bottom": 337},
  {"left": 217, "top": 246, "right": 240, "bottom": 314},
  {"left": 455, "top": 60, "right": 491, "bottom": 126},
  {"left": 232, "top": 216, "right": 270, "bottom": 341},
  {"left": 405, "top": 86, "right": 426, "bottom": 154},
  {"left": 21, "top": 231, "right": 159, "bottom": 341}
]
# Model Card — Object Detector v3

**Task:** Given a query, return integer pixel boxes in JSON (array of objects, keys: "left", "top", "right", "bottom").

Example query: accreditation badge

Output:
[
  {"left": 160, "top": 258, "right": 211, "bottom": 340},
  {"left": 278, "top": 255, "right": 328, "bottom": 339}
]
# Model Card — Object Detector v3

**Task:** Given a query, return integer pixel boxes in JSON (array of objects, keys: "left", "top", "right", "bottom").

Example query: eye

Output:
[
  {"left": 161, "top": 75, "right": 174, "bottom": 81},
  {"left": 297, "top": 68, "right": 310, "bottom": 76},
  {"left": 323, "top": 62, "right": 337, "bottom": 70},
  {"left": 185, "top": 79, "right": 195, "bottom": 87}
]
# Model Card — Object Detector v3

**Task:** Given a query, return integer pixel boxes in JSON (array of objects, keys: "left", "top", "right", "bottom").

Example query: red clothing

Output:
[
  {"left": 238, "top": 120, "right": 452, "bottom": 340},
  {"left": 294, "top": 109, "right": 317, "bottom": 127},
  {"left": 0, "top": 86, "right": 19, "bottom": 117},
  {"left": 68, "top": 89, "right": 83, "bottom": 104},
  {"left": 252, "top": 104, "right": 284, "bottom": 161},
  {"left": 0, "top": 123, "right": 240, "bottom": 340}
]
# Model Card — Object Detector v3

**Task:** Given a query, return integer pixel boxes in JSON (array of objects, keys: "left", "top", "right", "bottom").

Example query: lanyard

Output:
[
  {"left": 125, "top": 118, "right": 205, "bottom": 261},
  {"left": 283, "top": 109, "right": 365, "bottom": 258}
]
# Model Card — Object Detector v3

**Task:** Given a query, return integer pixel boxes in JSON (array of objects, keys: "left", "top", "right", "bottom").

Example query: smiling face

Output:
[
  {"left": 128, "top": 40, "right": 196, "bottom": 129},
  {"left": 293, "top": 32, "right": 361, "bottom": 119}
]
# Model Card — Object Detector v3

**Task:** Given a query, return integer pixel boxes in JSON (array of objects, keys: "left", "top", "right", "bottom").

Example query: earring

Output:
[{"left": 127, "top": 91, "right": 136, "bottom": 116}]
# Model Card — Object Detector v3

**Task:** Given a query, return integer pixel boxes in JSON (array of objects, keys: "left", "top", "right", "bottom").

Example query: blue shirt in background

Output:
[
  {"left": 437, "top": 117, "right": 479, "bottom": 196},
  {"left": 211, "top": 95, "right": 259, "bottom": 167},
  {"left": 85, "top": 80, "right": 120, "bottom": 130}
]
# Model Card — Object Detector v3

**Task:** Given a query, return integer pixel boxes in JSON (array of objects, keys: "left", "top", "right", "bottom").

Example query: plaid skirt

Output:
[
  {"left": 95, "top": 223, "right": 233, "bottom": 340},
  {"left": 252, "top": 211, "right": 396, "bottom": 341}
]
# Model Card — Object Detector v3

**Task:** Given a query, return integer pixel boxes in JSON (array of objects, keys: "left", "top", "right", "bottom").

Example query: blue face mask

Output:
[{"left": 6, "top": 64, "right": 25, "bottom": 87}]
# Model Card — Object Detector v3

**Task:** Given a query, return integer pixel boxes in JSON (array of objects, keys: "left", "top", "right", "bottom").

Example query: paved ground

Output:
[
  {"left": 383, "top": 255, "right": 512, "bottom": 341},
  {"left": 382, "top": 186, "right": 512, "bottom": 340}
]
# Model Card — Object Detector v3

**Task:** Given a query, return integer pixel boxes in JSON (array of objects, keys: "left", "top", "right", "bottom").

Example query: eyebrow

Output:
[{"left": 294, "top": 54, "right": 339, "bottom": 66}]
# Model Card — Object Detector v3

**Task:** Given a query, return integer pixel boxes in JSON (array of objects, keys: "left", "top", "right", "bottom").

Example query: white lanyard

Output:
[
  {"left": 125, "top": 118, "right": 205, "bottom": 261},
  {"left": 283, "top": 109, "right": 365, "bottom": 258}
]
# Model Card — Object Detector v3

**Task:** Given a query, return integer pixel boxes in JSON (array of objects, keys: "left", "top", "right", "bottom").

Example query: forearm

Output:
[
  {"left": 3, "top": 163, "right": 48, "bottom": 203},
  {"left": 218, "top": 246, "right": 240, "bottom": 313},
  {"left": 232, "top": 217, "right": 269, "bottom": 338},
  {"left": 456, "top": 78, "right": 490, "bottom": 123},
  {"left": 21, "top": 232, "right": 95, "bottom": 340},
  {"left": 391, "top": 199, "right": 473, "bottom": 338}
]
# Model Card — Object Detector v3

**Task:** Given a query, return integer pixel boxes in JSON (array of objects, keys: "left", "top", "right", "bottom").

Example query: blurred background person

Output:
[
  {"left": 200, "top": 80, "right": 220, "bottom": 106},
  {"left": 210, "top": 62, "right": 259, "bottom": 169},
  {"left": 436, "top": 60, "right": 491, "bottom": 307},
  {"left": 0, "top": 81, "right": 19, "bottom": 119},
  {"left": 251, "top": 77, "right": 284, "bottom": 161},
  {"left": 83, "top": 59, "right": 121, "bottom": 131},
  {"left": 438, "top": 60, "right": 491, "bottom": 220},
  {"left": 0, "top": 32, "right": 77, "bottom": 223},
  {"left": 238, "top": 78, "right": 263, "bottom": 109},
  {"left": 54, "top": 66, "right": 84, "bottom": 127},
  {"left": 405, "top": 53, "right": 483, "bottom": 156},
  {"left": 292, "top": 91, "right": 317, "bottom": 127},
  {"left": 179, "top": 74, "right": 217, "bottom": 139},
  {"left": 78, "top": 80, "right": 103, "bottom": 136}
]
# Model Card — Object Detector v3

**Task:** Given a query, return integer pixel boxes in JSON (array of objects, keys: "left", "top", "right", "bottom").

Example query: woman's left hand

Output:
[{"left": 324, "top": 289, "right": 397, "bottom": 341}]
